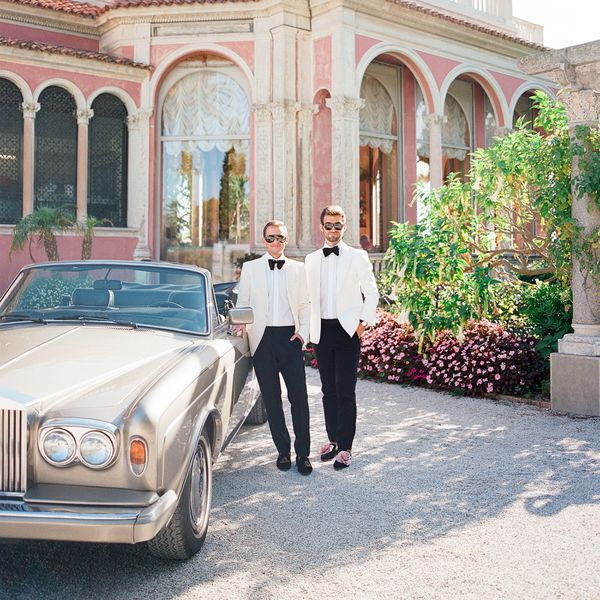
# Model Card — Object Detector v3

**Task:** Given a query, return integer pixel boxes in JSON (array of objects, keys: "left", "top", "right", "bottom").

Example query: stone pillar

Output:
[
  {"left": 519, "top": 44, "right": 600, "bottom": 415},
  {"left": 426, "top": 113, "right": 446, "bottom": 189},
  {"left": 550, "top": 89, "right": 600, "bottom": 414},
  {"left": 298, "top": 104, "right": 318, "bottom": 249},
  {"left": 21, "top": 102, "right": 40, "bottom": 215},
  {"left": 325, "top": 96, "right": 363, "bottom": 246},
  {"left": 76, "top": 109, "right": 93, "bottom": 221},
  {"left": 252, "top": 104, "right": 273, "bottom": 244},
  {"left": 127, "top": 109, "right": 152, "bottom": 259},
  {"left": 271, "top": 101, "right": 300, "bottom": 245}
]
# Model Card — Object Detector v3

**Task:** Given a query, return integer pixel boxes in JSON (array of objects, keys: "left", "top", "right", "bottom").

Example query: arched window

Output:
[
  {"left": 35, "top": 86, "right": 77, "bottom": 213},
  {"left": 513, "top": 93, "right": 536, "bottom": 128},
  {"left": 442, "top": 93, "right": 470, "bottom": 180},
  {"left": 89, "top": 94, "right": 128, "bottom": 227},
  {"left": 359, "top": 70, "right": 399, "bottom": 252},
  {"left": 161, "top": 65, "right": 250, "bottom": 271},
  {"left": 0, "top": 79, "right": 23, "bottom": 224}
]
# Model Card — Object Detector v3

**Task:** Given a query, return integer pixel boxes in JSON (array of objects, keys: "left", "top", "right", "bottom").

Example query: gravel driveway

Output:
[{"left": 2, "top": 368, "right": 600, "bottom": 600}]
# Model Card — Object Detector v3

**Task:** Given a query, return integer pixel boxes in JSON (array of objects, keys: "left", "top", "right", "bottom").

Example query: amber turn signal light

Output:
[{"left": 129, "top": 438, "right": 147, "bottom": 476}]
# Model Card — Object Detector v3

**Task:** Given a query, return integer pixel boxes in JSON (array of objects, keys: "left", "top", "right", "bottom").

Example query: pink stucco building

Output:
[{"left": 0, "top": 0, "right": 551, "bottom": 290}]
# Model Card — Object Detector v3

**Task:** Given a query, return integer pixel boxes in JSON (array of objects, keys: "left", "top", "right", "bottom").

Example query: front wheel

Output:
[
  {"left": 245, "top": 392, "right": 268, "bottom": 425},
  {"left": 147, "top": 431, "right": 213, "bottom": 560}
]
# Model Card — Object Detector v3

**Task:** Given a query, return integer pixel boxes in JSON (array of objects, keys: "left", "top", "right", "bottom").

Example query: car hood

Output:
[{"left": 0, "top": 324, "right": 198, "bottom": 421}]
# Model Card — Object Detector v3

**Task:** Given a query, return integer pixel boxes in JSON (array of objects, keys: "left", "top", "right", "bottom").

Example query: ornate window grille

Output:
[
  {"left": 89, "top": 94, "right": 128, "bottom": 227},
  {"left": 34, "top": 86, "right": 77, "bottom": 214},
  {"left": 0, "top": 79, "right": 23, "bottom": 224}
]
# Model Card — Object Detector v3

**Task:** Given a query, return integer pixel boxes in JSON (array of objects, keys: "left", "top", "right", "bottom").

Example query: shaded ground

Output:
[{"left": 2, "top": 369, "right": 600, "bottom": 599}]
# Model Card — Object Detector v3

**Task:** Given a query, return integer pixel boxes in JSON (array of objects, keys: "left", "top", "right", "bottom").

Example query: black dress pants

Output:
[
  {"left": 315, "top": 319, "right": 361, "bottom": 451},
  {"left": 252, "top": 326, "right": 310, "bottom": 458}
]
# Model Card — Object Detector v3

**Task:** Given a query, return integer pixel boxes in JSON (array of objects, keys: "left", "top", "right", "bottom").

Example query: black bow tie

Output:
[
  {"left": 268, "top": 258, "right": 285, "bottom": 270},
  {"left": 322, "top": 246, "right": 339, "bottom": 257}
]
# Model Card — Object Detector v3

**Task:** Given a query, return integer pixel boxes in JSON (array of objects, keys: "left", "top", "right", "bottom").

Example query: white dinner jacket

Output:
[
  {"left": 304, "top": 241, "right": 379, "bottom": 344},
  {"left": 236, "top": 253, "right": 310, "bottom": 355}
]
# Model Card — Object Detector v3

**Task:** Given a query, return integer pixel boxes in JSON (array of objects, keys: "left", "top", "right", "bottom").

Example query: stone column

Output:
[
  {"left": 76, "top": 109, "right": 94, "bottom": 221},
  {"left": 549, "top": 89, "right": 600, "bottom": 414},
  {"left": 271, "top": 100, "right": 300, "bottom": 245},
  {"left": 519, "top": 44, "right": 600, "bottom": 415},
  {"left": 252, "top": 104, "right": 273, "bottom": 244},
  {"left": 21, "top": 102, "right": 40, "bottom": 215},
  {"left": 127, "top": 109, "right": 152, "bottom": 259},
  {"left": 298, "top": 104, "right": 318, "bottom": 249},
  {"left": 426, "top": 113, "right": 446, "bottom": 189},
  {"left": 325, "top": 96, "right": 364, "bottom": 246}
]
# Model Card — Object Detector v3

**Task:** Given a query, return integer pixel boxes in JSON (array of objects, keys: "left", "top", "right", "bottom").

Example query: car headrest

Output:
[{"left": 71, "top": 288, "right": 115, "bottom": 307}]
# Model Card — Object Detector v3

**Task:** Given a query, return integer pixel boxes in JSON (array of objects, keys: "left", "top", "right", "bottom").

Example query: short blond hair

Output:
[
  {"left": 320, "top": 205, "right": 345, "bottom": 224},
  {"left": 262, "top": 220, "right": 288, "bottom": 238}
]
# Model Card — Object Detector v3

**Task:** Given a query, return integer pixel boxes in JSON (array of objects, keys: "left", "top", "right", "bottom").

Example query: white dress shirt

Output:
[
  {"left": 320, "top": 243, "right": 340, "bottom": 319},
  {"left": 266, "top": 256, "right": 295, "bottom": 326}
]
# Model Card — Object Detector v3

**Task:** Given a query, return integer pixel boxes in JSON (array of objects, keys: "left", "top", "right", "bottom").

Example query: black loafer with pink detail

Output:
[
  {"left": 320, "top": 442, "right": 337, "bottom": 461},
  {"left": 333, "top": 450, "right": 352, "bottom": 470}
]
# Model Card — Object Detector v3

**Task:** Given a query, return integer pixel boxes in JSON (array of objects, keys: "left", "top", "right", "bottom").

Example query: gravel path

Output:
[{"left": 2, "top": 368, "right": 600, "bottom": 599}]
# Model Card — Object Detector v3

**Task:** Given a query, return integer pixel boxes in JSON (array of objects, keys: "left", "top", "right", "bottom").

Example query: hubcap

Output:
[{"left": 189, "top": 443, "right": 209, "bottom": 535}]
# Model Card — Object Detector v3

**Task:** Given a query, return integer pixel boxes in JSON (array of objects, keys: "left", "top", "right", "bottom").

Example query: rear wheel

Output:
[
  {"left": 147, "top": 431, "right": 212, "bottom": 560},
  {"left": 245, "top": 392, "right": 268, "bottom": 425}
]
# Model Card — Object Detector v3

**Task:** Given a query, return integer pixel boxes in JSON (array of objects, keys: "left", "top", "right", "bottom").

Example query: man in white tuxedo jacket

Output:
[
  {"left": 236, "top": 220, "right": 312, "bottom": 475},
  {"left": 304, "top": 205, "right": 379, "bottom": 470}
]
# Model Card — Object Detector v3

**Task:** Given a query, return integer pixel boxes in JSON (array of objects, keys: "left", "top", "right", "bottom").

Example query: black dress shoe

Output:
[
  {"left": 320, "top": 442, "right": 337, "bottom": 461},
  {"left": 296, "top": 456, "right": 313, "bottom": 475},
  {"left": 276, "top": 454, "right": 291, "bottom": 471}
]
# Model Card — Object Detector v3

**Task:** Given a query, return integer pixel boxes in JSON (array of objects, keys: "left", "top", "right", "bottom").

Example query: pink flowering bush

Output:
[
  {"left": 426, "top": 320, "right": 547, "bottom": 396},
  {"left": 358, "top": 311, "right": 428, "bottom": 385}
]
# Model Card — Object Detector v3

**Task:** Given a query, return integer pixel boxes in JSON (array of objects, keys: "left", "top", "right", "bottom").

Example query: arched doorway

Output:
[{"left": 159, "top": 54, "right": 251, "bottom": 278}]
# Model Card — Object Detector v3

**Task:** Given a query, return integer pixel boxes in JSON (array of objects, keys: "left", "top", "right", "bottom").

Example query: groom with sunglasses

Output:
[
  {"left": 305, "top": 205, "right": 379, "bottom": 470},
  {"left": 236, "top": 220, "right": 312, "bottom": 475}
]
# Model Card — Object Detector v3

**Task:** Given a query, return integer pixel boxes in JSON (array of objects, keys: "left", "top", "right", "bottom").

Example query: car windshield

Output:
[{"left": 0, "top": 263, "right": 210, "bottom": 335}]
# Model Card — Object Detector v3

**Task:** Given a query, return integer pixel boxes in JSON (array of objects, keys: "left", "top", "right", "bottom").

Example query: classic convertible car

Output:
[{"left": 0, "top": 260, "right": 267, "bottom": 559}]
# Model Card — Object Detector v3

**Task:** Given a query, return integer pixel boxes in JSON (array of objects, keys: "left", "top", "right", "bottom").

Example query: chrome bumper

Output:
[{"left": 0, "top": 485, "right": 178, "bottom": 544}]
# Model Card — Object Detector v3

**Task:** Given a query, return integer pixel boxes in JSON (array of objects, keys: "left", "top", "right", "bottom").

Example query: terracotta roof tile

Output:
[
  {"left": 2, "top": 0, "right": 100, "bottom": 17},
  {"left": 0, "top": 36, "right": 152, "bottom": 68},
  {"left": 104, "top": 0, "right": 257, "bottom": 10},
  {"left": 386, "top": 0, "right": 544, "bottom": 50}
]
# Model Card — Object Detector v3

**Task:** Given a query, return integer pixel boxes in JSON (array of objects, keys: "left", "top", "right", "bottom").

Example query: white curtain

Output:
[
  {"left": 415, "top": 88, "right": 469, "bottom": 160},
  {"left": 162, "top": 70, "right": 250, "bottom": 156},
  {"left": 359, "top": 75, "right": 395, "bottom": 154}
]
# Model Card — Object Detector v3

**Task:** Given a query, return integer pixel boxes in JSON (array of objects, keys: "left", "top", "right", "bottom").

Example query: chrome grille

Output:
[{"left": 1, "top": 408, "right": 27, "bottom": 495}]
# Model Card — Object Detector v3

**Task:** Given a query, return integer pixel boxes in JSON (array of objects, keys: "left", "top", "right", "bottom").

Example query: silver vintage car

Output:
[{"left": 0, "top": 260, "right": 267, "bottom": 559}]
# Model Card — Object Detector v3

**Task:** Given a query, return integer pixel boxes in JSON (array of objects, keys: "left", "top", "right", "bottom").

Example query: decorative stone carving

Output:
[
  {"left": 21, "top": 102, "right": 40, "bottom": 119},
  {"left": 251, "top": 103, "right": 273, "bottom": 240},
  {"left": 76, "top": 109, "right": 94, "bottom": 125},
  {"left": 127, "top": 108, "right": 153, "bottom": 130},
  {"left": 561, "top": 89, "right": 600, "bottom": 127},
  {"left": 298, "top": 105, "right": 319, "bottom": 248}
]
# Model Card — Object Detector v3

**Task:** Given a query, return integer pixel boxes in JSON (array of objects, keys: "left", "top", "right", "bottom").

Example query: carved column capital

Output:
[
  {"left": 270, "top": 101, "right": 301, "bottom": 122},
  {"left": 127, "top": 108, "right": 153, "bottom": 130},
  {"left": 21, "top": 102, "right": 40, "bottom": 119},
  {"left": 426, "top": 113, "right": 447, "bottom": 127},
  {"left": 76, "top": 109, "right": 94, "bottom": 125},
  {"left": 252, "top": 104, "right": 273, "bottom": 122},
  {"left": 325, "top": 96, "right": 365, "bottom": 118},
  {"left": 561, "top": 89, "right": 600, "bottom": 127}
]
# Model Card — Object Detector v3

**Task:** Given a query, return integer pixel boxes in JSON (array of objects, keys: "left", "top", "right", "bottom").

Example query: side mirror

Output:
[{"left": 228, "top": 306, "right": 254, "bottom": 326}]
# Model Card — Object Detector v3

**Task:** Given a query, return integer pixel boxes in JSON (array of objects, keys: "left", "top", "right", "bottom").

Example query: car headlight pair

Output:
[{"left": 39, "top": 422, "right": 116, "bottom": 469}]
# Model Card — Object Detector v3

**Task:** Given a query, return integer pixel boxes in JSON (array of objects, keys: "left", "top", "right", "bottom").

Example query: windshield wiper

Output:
[
  {"left": 52, "top": 315, "right": 139, "bottom": 329},
  {"left": 0, "top": 313, "right": 47, "bottom": 324}
]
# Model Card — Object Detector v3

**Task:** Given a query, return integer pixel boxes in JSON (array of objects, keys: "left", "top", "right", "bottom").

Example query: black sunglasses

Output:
[
  {"left": 264, "top": 234, "right": 287, "bottom": 243},
  {"left": 323, "top": 222, "right": 345, "bottom": 231}
]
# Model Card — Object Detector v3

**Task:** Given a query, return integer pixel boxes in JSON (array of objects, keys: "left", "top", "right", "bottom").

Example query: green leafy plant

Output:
[{"left": 10, "top": 206, "right": 74, "bottom": 262}]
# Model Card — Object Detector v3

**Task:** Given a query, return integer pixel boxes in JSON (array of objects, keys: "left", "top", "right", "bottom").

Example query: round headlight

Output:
[
  {"left": 42, "top": 429, "right": 76, "bottom": 464},
  {"left": 79, "top": 431, "right": 114, "bottom": 467}
]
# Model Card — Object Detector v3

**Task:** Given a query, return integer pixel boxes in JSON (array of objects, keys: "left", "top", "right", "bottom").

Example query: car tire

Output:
[
  {"left": 244, "top": 392, "right": 268, "bottom": 425},
  {"left": 147, "top": 431, "right": 213, "bottom": 560}
]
